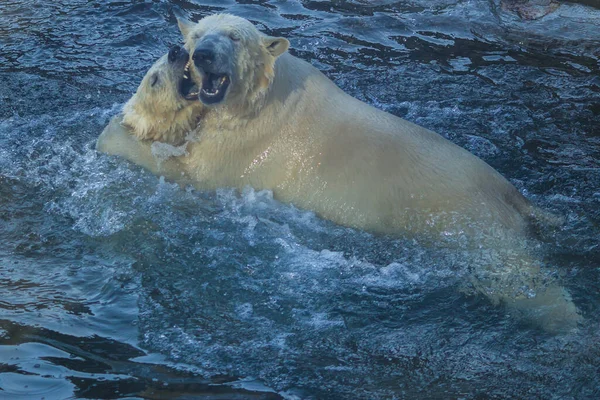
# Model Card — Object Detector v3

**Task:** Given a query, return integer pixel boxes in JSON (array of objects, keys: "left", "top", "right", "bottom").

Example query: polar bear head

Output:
[
  {"left": 122, "top": 45, "right": 203, "bottom": 144},
  {"left": 178, "top": 14, "right": 289, "bottom": 114}
]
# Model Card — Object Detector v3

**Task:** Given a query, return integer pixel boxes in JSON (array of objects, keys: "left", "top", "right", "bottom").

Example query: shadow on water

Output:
[
  {"left": 0, "top": 320, "right": 281, "bottom": 399},
  {"left": 1, "top": 0, "right": 600, "bottom": 399}
]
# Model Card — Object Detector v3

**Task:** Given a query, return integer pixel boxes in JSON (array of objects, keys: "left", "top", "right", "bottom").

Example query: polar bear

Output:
[
  {"left": 180, "top": 14, "right": 581, "bottom": 331},
  {"left": 97, "top": 14, "right": 580, "bottom": 331},
  {"left": 176, "top": 14, "right": 538, "bottom": 240},
  {"left": 96, "top": 45, "right": 203, "bottom": 181}
]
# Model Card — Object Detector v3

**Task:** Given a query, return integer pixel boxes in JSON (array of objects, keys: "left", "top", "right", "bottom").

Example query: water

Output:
[{"left": 1, "top": 0, "right": 599, "bottom": 398}]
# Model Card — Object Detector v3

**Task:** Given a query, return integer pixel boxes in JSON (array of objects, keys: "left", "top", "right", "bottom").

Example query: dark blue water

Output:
[{"left": 1, "top": 1, "right": 599, "bottom": 399}]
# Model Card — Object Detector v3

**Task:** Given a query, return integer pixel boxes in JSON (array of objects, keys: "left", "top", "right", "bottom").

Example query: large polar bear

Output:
[
  {"left": 176, "top": 14, "right": 540, "bottom": 240},
  {"left": 97, "top": 14, "right": 580, "bottom": 331}
]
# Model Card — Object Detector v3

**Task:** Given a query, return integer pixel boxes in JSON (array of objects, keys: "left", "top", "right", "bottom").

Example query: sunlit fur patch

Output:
[{"left": 259, "top": 62, "right": 274, "bottom": 89}]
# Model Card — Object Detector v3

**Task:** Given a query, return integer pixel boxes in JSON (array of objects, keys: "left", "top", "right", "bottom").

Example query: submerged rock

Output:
[{"left": 501, "top": 0, "right": 560, "bottom": 20}]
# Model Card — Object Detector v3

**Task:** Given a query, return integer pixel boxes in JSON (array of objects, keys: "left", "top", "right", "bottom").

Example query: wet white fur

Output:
[{"left": 97, "top": 14, "right": 581, "bottom": 332}]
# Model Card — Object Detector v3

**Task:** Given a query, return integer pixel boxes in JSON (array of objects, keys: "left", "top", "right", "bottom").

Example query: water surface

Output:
[{"left": 1, "top": 1, "right": 599, "bottom": 399}]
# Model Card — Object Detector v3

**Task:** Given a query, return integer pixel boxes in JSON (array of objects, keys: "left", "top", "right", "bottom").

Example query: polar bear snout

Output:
[
  {"left": 192, "top": 47, "right": 215, "bottom": 67},
  {"left": 190, "top": 38, "right": 233, "bottom": 106},
  {"left": 191, "top": 35, "right": 233, "bottom": 73},
  {"left": 168, "top": 45, "right": 187, "bottom": 64}
]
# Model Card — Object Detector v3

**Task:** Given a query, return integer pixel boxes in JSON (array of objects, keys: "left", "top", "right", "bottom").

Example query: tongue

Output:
[
  {"left": 203, "top": 74, "right": 222, "bottom": 94},
  {"left": 211, "top": 75, "right": 222, "bottom": 89}
]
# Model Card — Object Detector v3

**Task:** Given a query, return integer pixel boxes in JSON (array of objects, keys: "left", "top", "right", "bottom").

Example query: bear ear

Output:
[
  {"left": 262, "top": 35, "right": 290, "bottom": 58},
  {"left": 177, "top": 17, "right": 195, "bottom": 39}
]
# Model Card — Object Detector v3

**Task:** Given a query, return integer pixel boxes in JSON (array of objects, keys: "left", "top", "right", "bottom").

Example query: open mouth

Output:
[
  {"left": 199, "top": 72, "right": 230, "bottom": 105},
  {"left": 179, "top": 62, "right": 199, "bottom": 101}
]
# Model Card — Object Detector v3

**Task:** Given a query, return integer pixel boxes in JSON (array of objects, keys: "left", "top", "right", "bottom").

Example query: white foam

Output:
[{"left": 151, "top": 141, "right": 188, "bottom": 162}]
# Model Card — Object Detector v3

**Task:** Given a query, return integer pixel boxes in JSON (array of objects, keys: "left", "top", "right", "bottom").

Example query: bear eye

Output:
[
  {"left": 150, "top": 74, "right": 159, "bottom": 87},
  {"left": 229, "top": 31, "right": 241, "bottom": 42}
]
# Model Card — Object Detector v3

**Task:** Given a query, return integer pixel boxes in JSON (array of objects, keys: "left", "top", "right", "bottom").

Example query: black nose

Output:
[
  {"left": 168, "top": 46, "right": 182, "bottom": 63},
  {"left": 192, "top": 47, "right": 215, "bottom": 67}
]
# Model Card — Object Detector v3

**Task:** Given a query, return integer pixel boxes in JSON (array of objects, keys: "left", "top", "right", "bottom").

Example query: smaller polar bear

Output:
[
  {"left": 96, "top": 45, "right": 203, "bottom": 181},
  {"left": 97, "top": 14, "right": 580, "bottom": 331}
]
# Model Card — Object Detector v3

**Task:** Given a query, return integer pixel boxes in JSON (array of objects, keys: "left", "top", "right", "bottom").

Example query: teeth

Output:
[
  {"left": 183, "top": 73, "right": 189, "bottom": 79},
  {"left": 220, "top": 76, "right": 227, "bottom": 84}
]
